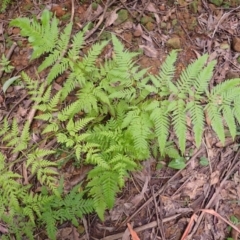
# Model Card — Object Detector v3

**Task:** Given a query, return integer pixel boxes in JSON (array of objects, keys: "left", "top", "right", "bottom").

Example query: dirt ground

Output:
[{"left": 1, "top": 0, "right": 240, "bottom": 239}]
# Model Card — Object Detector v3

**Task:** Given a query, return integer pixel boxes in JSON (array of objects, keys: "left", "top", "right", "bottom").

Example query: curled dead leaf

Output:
[
  {"left": 139, "top": 45, "right": 158, "bottom": 58},
  {"left": 105, "top": 10, "right": 118, "bottom": 27}
]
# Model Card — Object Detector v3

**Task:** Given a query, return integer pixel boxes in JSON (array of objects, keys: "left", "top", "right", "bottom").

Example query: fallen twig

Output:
[
  {"left": 101, "top": 214, "right": 181, "bottom": 240},
  {"left": 121, "top": 148, "right": 205, "bottom": 225},
  {"left": 84, "top": 0, "right": 115, "bottom": 41},
  {"left": 187, "top": 149, "right": 240, "bottom": 239}
]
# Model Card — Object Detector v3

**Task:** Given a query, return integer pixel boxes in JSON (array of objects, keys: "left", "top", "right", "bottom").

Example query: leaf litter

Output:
[{"left": 1, "top": 0, "right": 240, "bottom": 239}]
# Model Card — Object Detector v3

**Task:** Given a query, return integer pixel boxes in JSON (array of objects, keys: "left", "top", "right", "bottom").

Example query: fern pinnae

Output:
[
  {"left": 14, "top": 121, "right": 30, "bottom": 152},
  {"left": 177, "top": 54, "right": 208, "bottom": 94},
  {"left": 82, "top": 41, "right": 108, "bottom": 72},
  {"left": 222, "top": 104, "right": 236, "bottom": 139},
  {"left": 150, "top": 105, "right": 170, "bottom": 154},
  {"left": 189, "top": 102, "right": 204, "bottom": 147},
  {"left": 156, "top": 50, "right": 178, "bottom": 94},
  {"left": 205, "top": 102, "right": 225, "bottom": 143},
  {"left": 233, "top": 96, "right": 240, "bottom": 124},
  {"left": 68, "top": 26, "right": 88, "bottom": 60},
  {"left": 210, "top": 78, "right": 240, "bottom": 97},
  {"left": 70, "top": 117, "right": 94, "bottom": 133},
  {"left": 0, "top": 118, "right": 9, "bottom": 137},
  {"left": 194, "top": 60, "right": 216, "bottom": 96},
  {"left": 172, "top": 99, "right": 187, "bottom": 153}
]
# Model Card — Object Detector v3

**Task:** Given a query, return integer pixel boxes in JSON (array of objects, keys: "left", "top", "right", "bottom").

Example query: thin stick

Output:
[
  {"left": 101, "top": 214, "right": 181, "bottom": 240},
  {"left": 211, "top": 5, "right": 240, "bottom": 38},
  {"left": 84, "top": 0, "right": 115, "bottom": 40},
  {"left": 187, "top": 149, "right": 240, "bottom": 238},
  {"left": 70, "top": 0, "right": 75, "bottom": 22},
  {"left": 121, "top": 147, "right": 205, "bottom": 225}
]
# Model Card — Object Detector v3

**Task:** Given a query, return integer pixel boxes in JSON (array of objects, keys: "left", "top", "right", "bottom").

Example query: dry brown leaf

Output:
[
  {"left": 131, "top": 176, "right": 149, "bottom": 205},
  {"left": 153, "top": 13, "right": 160, "bottom": 24},
  {"left": 146, "top": 2, "right": 157, "bottom": 13},
  {"left": 210, "top": 171, "right": 220, "bottom": 185},
  {"left": 122, "top": 227, "right": 131, "bottom": 240},
  {"left": 56, "top": 227, "right": 72, "bottom": 239},
  {"left": 142, "top": 34, "right": 153, "bottom": 43},
  {"left": 139, "top": 45, "right": 158, "bottom": 58},
  {"left": 105, "top": 10, "right": 118, "bottom": 27},
  {"left": 127, "top": 223, "right": 140, "bottom": 240},
  {"left": 162, "top": 8, "right": 175, "bottom": 22},
  {"left": 180, "top": 214, "right": 198, "bottom": 240},
  {"left": 133, "top": 24, "right": 143, "bottom": 37},
  {"left": 183, "top": 174, "right": 207, "bottom": 199}
]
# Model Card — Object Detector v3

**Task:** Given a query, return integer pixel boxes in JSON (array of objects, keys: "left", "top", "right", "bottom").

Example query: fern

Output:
[
  {"left": 3, "top": 10, "right": 240, "bottom": 238},
  {"left": 40, "top": 184, "right": 94, "bottom": 239},
  {"left": 0, "top": 0, "right": 11, "bottom": 12},
  {"left": 10, "top": 10, "right": 59, "bottom": 60}
]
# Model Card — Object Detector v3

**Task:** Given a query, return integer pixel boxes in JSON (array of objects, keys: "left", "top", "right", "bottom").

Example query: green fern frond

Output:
[
  {"left": 82, "top": 41, "right": 108, "bottom": 72},
  {"left": 47, "top": 59, "right": 70, "bottom": 84},
  {"left": 0, "top": 118, "right": 9, "bottom": 137},
  {"left": 209, "top": 78, "right": 240, "bottom": 97},
  {"left": 205, "top": 102, "right": 225, "bottom": 143},
  {"left": 128, "top": 113, "right": 152, "bottom": 158},
  {"left": 172, "top": 99, "right": 187, "bottom": 153},
  {"left": 150, "top": 103, "right": 170, "bottom": 154},
  {"left": 86, "top": 153, "right": 110, "bottom": 169},
  {"left": 194, "top": 60, "right": 216, "bottom": 96},
  {"left": 68, "top": 26, "right": 86, "bottom": 61},
  {"left": 222, "top": 104, "right": 236, "bottom": 139},
  {"left": 0, "top": 0, "right": 11, "bottom": 12},
  {"left": 3, "top": 118, "right": 18, "bottom": 141},
  {"left": 153, "top": 50, "right": 178, "bottom": 95},
  {"left": 189, "top": 102, "right": 204, "bottom": 147},
  {"left": 121, "top": 108, "right": 139, "bottom": 129},
  {"left": 10, "top": 10, "right": 59, "bottom": 60},
  {"left": 177, "top": 54, "right": 209, "bottom": 95},
  {"left": 13, "top": 121, "right": 30, "bottom": 152},
  {"left": 41, "top": 211, "right": 57, "bottom": 239},
  {"left": 87, "top": 167, "right": 117, "bottom": 219},
  {"left": 233, "top": 96, "right": 240, "bottom": 124},
  {"left": 58, "top": 101, "right": 80, "bottom": 121}
]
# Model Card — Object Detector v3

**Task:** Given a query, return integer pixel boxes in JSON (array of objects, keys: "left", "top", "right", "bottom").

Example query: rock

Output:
[
  {"left": 166, "top": 37, "right": 181, "bottom": 49},
  {"left": 232, "top": 37, "right": 240, "bottom": 52},
  {"left": 145, "top": 22, "right": 155, "bottom": 31},
  {"left": 140, "top": 16, "right": 153, "bottom": 25}
]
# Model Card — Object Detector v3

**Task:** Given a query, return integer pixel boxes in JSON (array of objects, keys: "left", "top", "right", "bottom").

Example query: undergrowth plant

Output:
[
  {"left": 0, "top": 0, "right": 11, "bottom": 12},
  {"left": 1, "top": 9, "right": 240, "bottom": 239}
]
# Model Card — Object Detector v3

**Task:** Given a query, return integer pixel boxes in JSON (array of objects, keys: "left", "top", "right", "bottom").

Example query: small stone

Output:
[
  {"left": 145, "top": 22, "right": 155, "bottom": 31},
  {"left": 166, "top": 37, "right": 181, "bottom": 49},
  {"left": 140, "top": 16, "right": 153, "bottom": 25},
  {"left": 133, "top": 29, "right": 142, "bottom": 37},
  {"left": 232, "top": 37, "right": 240, "bottom": 52}
]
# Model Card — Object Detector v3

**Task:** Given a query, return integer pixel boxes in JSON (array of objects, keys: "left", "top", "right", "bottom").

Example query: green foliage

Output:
[
  {"left": 0, "top": 0, "right": 11, "bottom": 12},
  {"left": 1, "top": 9, "right": 240, "bottom": 238},
  {"left": 0, "top": 54, "right": 14, "bottom": 73}
]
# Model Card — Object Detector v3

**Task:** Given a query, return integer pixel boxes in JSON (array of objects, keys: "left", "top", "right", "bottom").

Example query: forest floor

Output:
[{"left": 1, "top": 0, "right": 240, "bottom": 239}]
